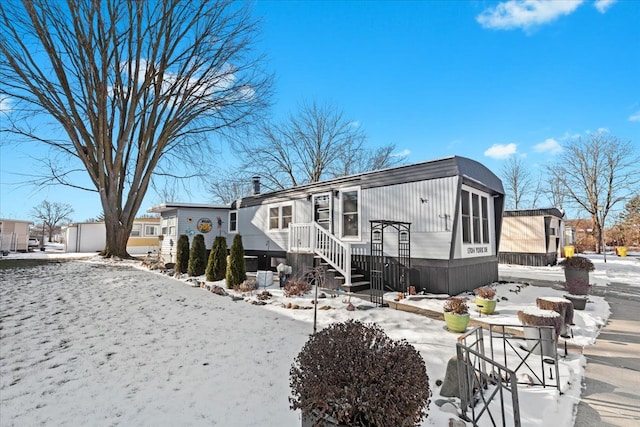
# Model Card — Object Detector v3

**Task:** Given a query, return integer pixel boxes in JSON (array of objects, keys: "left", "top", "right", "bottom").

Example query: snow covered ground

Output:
[{"left": 1, "top": 248, "right": 638, "bottom": 426}]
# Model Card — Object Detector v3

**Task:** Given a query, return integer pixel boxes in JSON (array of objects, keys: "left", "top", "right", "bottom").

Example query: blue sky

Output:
[{"left": 1, "top": 0, "right": 639, "bottom": 222}]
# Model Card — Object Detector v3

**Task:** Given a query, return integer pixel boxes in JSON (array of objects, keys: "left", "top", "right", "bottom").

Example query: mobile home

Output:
[
  {"left": 64, "top": 217, "right": 162, "bottom": 254},
  {"left": 0, "top": 218, "right": 33, "bottom": 253},
  {"left": 231, "top": 156, "right": 505, "bottom": 295},
  {"left": 499, "top": 208, "right": 565, "bottom": 266}
]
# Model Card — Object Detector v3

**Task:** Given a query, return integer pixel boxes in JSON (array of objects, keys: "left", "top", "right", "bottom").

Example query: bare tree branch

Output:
[{"left": 0, "top": 0, "right": 271, "bottom": 257}]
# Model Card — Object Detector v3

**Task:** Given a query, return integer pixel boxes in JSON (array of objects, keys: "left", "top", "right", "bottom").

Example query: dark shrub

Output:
[
  {"left": 188, "top": 234, "right": 207, "bottom": 276},
  {"left": 290, "top": 320, "right": 430, "bottom": 426},
  {"left": 206, "top": 236, "right": 227, "bottom": 281},
  {"left": 558, "top": 255, "right": 595, "bottom": 272},
  {"left": 283, "top": 279, "right": 312, "bottom": 297},
  {"left": 225, "top": 234, "right": 246, "bottom": 288},
  {"left": 475, "top": 286, "right": 496, "bottom": 300},
  {"left": 175, "top": 234, "right": 190, "bottom": 275},
  {"left": 443, "top": 297, "right": 468, "bottom": 315}
]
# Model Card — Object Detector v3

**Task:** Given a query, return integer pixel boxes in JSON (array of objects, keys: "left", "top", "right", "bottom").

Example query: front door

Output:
[{"left": 313, "top": 193, "right": 332, "bottom": 233}]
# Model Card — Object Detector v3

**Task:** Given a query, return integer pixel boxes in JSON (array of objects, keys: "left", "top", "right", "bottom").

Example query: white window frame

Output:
[
  {"left": 161, "top": 216, "right": 177, "bottom": 236},
  {"left": 339, "top": 186, "right": 361, "bottom": 241},
  {"left": 228, "top": 211, "right": 238, "bottom": 233},
  {"left": 131, "top": 224, "right": 142, "bottom": 237},
  {"left": 144, "top": 224, "right": 158, "bottom": 237},
  {"left": 267, "top": 203, "right": 294, "bottom": 231},
  {"left": 460, "top": 186, "right": 491, "bottom": 256}
]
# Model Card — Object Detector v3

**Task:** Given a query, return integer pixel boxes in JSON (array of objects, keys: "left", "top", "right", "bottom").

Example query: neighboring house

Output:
[
  {"left": 64, "top": 217, "right": 161, "bottom": 254},
  {"left": 0, "top": 218, "right": 33, "bottom": 253},
  {"left": 146, "top": 203, "right": 231, "bottom": 264},
  {"left": 564, "top": 218, "right": 597, "bottom": 253},
  {"left": 498, "top": 208, "right": 565, "bottom": 266},
  {"left": 229, "top": 156, "right": 505, "bottom": 295}
]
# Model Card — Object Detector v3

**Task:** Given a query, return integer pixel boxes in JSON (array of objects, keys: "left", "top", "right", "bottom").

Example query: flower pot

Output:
[
  {"left": 564, "top": 294, "right": 587, "bottom": 310},
  {"left": 444, "top": 312, "right": 470, "bottom": 333},
  {"left": 523, "top": 326, "right": 557, "bottom": 357},
  {"left": 564, "top": 268, "right": 589, "bottom": 284},
  {"left": 475, "top": 297, "right": 496, "bottom": 315},
  {"left": 518, "top": 309, "right": 561, "bottom": 357}
]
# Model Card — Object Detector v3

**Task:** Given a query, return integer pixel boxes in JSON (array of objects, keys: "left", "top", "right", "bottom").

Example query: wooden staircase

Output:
[{"left": 314, "top": 256, "right": 370, "bottom": 293}]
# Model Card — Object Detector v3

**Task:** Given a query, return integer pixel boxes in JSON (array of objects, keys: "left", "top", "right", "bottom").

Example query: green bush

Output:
[
  {"left": 290, "top": 320, "right": 431, "bottom": 426},
  {"left": 225, "top": 234, "right": 246, "bottom": 288},
  {"left": 206, "top": 236, "right": 227, "bottom": 281},
  {"left": 175, "top": 234, "right": 190, "bottom": 275},
  {"left": 188, "top": 234, "right": 207, "bottom": 276}
]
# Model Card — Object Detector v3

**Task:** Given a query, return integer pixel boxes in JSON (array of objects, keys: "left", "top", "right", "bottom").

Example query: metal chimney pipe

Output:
[{"left": 252, "top": 176, "right": 261, "bottom": 195}]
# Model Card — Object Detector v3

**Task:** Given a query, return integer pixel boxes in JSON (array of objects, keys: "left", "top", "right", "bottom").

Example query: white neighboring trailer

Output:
[
  {"left": 0, "top": 218, "right": 33, "bottom": 253},
  {"left": 64, "top": 218, "right": 161, "bottom": 254}
]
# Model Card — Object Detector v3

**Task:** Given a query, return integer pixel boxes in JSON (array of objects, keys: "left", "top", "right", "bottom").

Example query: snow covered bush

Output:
[
  {"left": 289, "top": 320, "right": 430, "bottom": 426},
  {"left": 234, "top": 278, "right": 258, "bottom": 293},
  {"left": 283, "top": 279, "right": 312, "bottom": 297}
]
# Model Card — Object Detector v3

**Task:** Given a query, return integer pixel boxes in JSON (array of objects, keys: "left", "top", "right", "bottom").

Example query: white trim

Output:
[
  {"left": 267, "top": 202, "right": 294, "bottom": 231},
  {"left": 311, "top": 192, "right": 333, "bottom": 232},
  {"left": 338, "top": 186, "right": 361, "bottom": 241},
  {"left": 460, "top": 185, "right": 492, "bottom": 258},
  {"left": 228, "top": 211, "right": 238, "bottom": 233}
]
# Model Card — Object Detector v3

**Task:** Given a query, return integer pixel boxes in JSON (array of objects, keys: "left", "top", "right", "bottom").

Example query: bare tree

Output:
[
  {"left": 208, "top": 171, "right": 253, "bottom": 204},
  {"left": 0, "top": 0, "right": 270, "bottom": 257},
  {"left": 30, "top": 200, "right": 74, "bottom": 242},
  {"left": 549, "top": 134, "right": 639, "bottom": 253},
  {"left": 543, "top": 174, "right": 568, "bottom": 210},
  {"left": 235, "top": 101, "right": 369, "bottom": 191},
  {"left": 501, "top": 157, "right": 532, "bottom": 209},
  {"left": 329, "top": 143, "right": 406, "bottom": 177}
]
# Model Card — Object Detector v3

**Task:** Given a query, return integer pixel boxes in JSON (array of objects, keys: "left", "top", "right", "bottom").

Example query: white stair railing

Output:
[{"left": 288, "top": 223, "right": 351, "bottom": 286}]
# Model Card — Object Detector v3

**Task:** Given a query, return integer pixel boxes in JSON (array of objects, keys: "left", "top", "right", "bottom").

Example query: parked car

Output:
[{"left": 28, "top": 238, "right": 39, "bottom": 250}]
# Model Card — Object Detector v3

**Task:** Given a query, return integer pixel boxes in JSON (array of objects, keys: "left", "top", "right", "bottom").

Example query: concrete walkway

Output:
[
  {"left": 573, "top": 282, "right": 640, "bottom": 426},
  {"left": 500, "top": 274, "right": 640, "bottom": 426}
]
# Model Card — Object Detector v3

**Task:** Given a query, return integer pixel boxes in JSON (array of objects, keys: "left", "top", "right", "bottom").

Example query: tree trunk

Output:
[{"left": 102, "top": 215, "right": 133, "bottom": 258}]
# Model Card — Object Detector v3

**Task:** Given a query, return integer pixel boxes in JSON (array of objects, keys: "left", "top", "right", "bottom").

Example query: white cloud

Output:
[
  {"left": 484, "top": 143, "right": 517, "bottom": 159},
  {"left": 392, "top": 149, "right": 410, "bottom": 158},
  {"left": 477, "top": 0, "right": 584, "bottom": 31},
  {"left": 629, "top": 111, "right": 640, "bottom": 122},
  {"left": 533, "top": 138, "right": 563, "bottom": 154},
  {"left": 594, "top": 0, "right": 617, "bottom": 13},
  {"left": 0, "top": 97, "right": 12, "bottom": 112}
]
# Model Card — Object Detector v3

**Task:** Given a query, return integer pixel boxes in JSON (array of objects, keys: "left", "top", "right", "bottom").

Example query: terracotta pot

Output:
[
  {"left": 475, "top": 297, "right": 496, "bottom": 315},
  {"left": 444, "top": 312, "right": 470, "bottom": 333}
]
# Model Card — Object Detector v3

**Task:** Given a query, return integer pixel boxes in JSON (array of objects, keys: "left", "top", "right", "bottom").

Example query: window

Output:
[
  {"left": 161, "top": 217, "right": 177, "bottom": 236},
  {"left": 472, "top": 194, "right": 480, "bottom": 243},
  {"left": 314, "top": 194, "right": 331, "bottom": 230},
  {"left": 461, "top": 190, "right": 471, "bottom": 243},
  {"left": 269, "top": 207, "right": 279, "bottom": 230},
  {"left": 460, "top": 189, "right": 491, "bottom": 246},
  {"left": 131, "top": 224, "right": 141, "bottom": 237},
  {"left": 342, "top": 189, "right": 359, "bottom": 238},
  {"left": 269, "top": 204, "right": 293, "bottom": 230},
  {"left": 282, "top": 205, "right": 292, "bottom": 229},
  {"left": 482, "top": 197, "right": 489, "bottom": 244},
  {"left": 145, "top": 225, "right": 158, "bottom": 236},
  {"left": 229, "top": 211, "right": 237, "bottom": 232}
]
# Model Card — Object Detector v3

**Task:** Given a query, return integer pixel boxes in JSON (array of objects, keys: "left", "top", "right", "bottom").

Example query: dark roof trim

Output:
[
  {"left": 238, "top": 156, "right": 504, "bottom": 208},
  {"left": 503, "top": 208, "right": 565, "bottom": 218}
]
